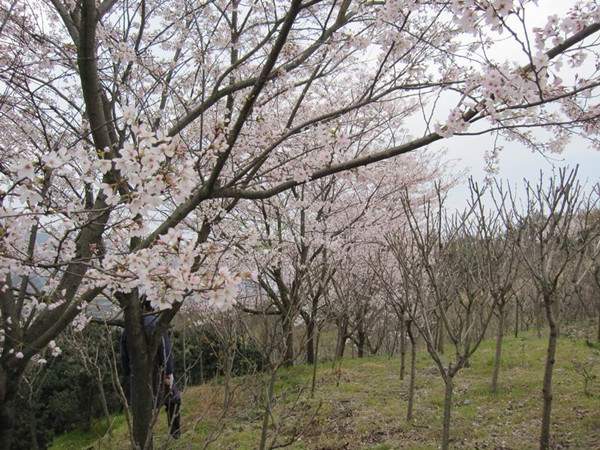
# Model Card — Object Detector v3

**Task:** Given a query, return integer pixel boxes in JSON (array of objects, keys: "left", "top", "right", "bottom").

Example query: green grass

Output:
[{"left": 51, "top": 331, "right": 600, "bottom": 450}]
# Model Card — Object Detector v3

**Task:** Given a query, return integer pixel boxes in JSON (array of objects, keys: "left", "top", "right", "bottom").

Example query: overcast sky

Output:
[{"left": 440, "top": 133, "right": 600, "bottom": 211}]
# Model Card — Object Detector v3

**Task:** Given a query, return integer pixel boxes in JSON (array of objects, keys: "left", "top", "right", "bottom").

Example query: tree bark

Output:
[
  {"left": 597, "top": 301, "right": 600, "bottom": 343},
  {"left": 335, "top": 318, "right": 347, "bottom": 359},
  {"left": 281, "top": 313, "right": 294, "bottom": 367},
  {"left": 406, "top": 322, "right": 416, "bottom": 422},
  {"left": 123, "top": 298, "right": 157, "bottom": 450},
  {"left": 306, "top": 293, "right": 320, "bottom": 365},
  {"left": 310, "top": 327, "right": 320, "bottom": 398},
  {"left": 399, "top": 318, "right": 406, "bottom": 380},
  {"left": 491, "top": 305, "right": 505, "bottom": 393},
  {"left": 356, "top": 329, "right": 366, "bottom": 358},
  {"left": 535, "top": 296, "right": 543, "bottom": 339},
  {"left": 514, "top": 300, "right": 520, "bottom": 338},
  {"left": 306, "top": 318, "right": 315, "bottom": 365},
  {"left": 539, "top": 295, "right": 559, "bottom": 450},
  {"left": 441, "top": 376, "right": 454, "bottom": 450}
]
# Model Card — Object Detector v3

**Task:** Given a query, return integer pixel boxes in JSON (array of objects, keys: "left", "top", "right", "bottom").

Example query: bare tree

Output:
[
  {"left": 469, "top": 181, "right": 521, "bottom": 393},
  {"left": 507, "top": 169, "right": 600, "bottom": 450},
  {"left": 375, "top": 237, "right": 420, "bottom": 422},
  {"left": 397, "top": 188, "right": 497, "bottom": 450}
]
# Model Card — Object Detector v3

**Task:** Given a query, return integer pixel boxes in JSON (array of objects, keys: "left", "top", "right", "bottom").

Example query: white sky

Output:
[{"left": 438, "top": 134, "right": 600, "bottom": 211}]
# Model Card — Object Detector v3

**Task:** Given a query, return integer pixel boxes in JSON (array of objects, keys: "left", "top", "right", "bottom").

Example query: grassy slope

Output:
[{"left": 51, "top": 331, "right": 600, "bottom": 450}]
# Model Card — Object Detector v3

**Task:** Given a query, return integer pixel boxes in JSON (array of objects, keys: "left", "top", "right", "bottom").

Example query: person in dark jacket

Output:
[{"left": 120, "top": 299, "right": 182, "bottom": 439}]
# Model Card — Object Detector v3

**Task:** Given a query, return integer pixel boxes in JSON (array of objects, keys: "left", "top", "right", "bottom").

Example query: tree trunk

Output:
[
  {"left": 335, "top": 333, "right": 346, "bottom": 359},
  {"left": 441, "top": 376, "right": 454, "bottom": 450},
  {"left": 306, "top": 318, "right": 315, "bottom": 365},
  {"left": 335, "top": 318, "right": 348, "bottom": 359},
  {"left": 356, "top": 329, "right": 366, "bottom": 358},
  {"left": 539, "top": 295, "right": 559, "bottom": 450},
  {"left": 535, "top": 296, "right": 543, "bottom": 339},
  {"left": 597, "top": 301, "right": 600, "bottom": 343},
  {"left": 399, "top": 318, "right": 406, "bottom": 381},
  {"left": 406, "top": 322, "right": 416, "bottom": 422},
  {"left": 437, "top": 321, "right": 445, "bottom": 355},
  {"left": 306, "top": 294, "right": 320, "bottom": 365},
  {"left": 514, "top": 300, "right": 520, "bottom": 338},
  {"left": 129, "top": 348, "right": 155, "bottom": 450},
  {"left": 491, "top": 305, "right": 505, "bottom": 393},
  {"left": 123, "top": 299, "right": 157, "bottom": 450},
  {"left": 310, "top": 327, "right": 320, "bottom": 398},
  {"left": 0, "top": 365, "right": 19, "bottom": 450},
  {"left": 281, "top": 314, "right": 294, "bottom": 367}
]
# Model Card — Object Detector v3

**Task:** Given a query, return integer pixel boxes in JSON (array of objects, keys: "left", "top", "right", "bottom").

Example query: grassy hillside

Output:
[{"left": 51, "top": 330, "right": 600, "bottom": 450}]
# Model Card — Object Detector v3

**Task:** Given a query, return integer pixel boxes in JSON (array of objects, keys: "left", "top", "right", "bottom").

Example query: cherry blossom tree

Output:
[
  {"left": 239, "top": 148, "right": 437, "bottom": 366},
  {"left": 2, "top": 0, "right": 600, "bottom": 448}
]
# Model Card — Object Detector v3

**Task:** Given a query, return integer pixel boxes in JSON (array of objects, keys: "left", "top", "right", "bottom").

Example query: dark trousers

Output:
[{"left": 163, "top": 385, "right": 181, "bottom": 439}]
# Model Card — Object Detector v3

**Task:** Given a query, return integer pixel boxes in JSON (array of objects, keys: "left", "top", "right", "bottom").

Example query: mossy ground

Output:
[{"left": 50, "top": 330, "right": 600, "bottom": 450}]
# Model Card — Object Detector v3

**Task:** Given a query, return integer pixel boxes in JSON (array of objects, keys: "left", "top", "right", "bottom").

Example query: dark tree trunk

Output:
[
  {"left": 491, "top": 304, "right": 505, "bottom": 393},
  {"left": 281, "top": 313, "right": 295, "bottom": 367},
  {"left": 306, "top": 294, "right": 320, "bottom": 365},
  {"left": 514, "top": 300, "right": 520, "bottom": 338},
  {"left": 0, "top": 365, "right": 20, "bottom": 450},
  {"left": 356, "top": 328, "right": 366, "bottom": 358},
  {"left": 597, "top": 301, "right": 600, "bottom": 343},
  {"left": 123, "top": 297, "right": 157, "bottom": 450},
  {"left": 306, "top": 320, "right": 315, "bottom": 364},
  {"left": 406, "top": 322, "right": 416, "bottom": 422},
  {"left": 306, "top": 318, "right": 315, "bottom": 365},
  {"left": 441, "top": 376, "right": 454, "bottom": 450},
  {"left": 540, "top": 295, "right": 559, "bottom": 450},
  {"left": 310, "top": 327, "right": 320, "bottom": 398},
  {"left": 335, "top": 318, "right": 348, "bottom": 359},
  {"left": 535, "top": 296, "right": 543, "bottom": 339},
  {"left": 399, "top": 318, "right": 406, "bottom": 380}
]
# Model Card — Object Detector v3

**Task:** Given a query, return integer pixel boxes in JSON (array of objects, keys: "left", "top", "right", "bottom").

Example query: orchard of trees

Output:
[{"left": 1, "top": 0, "right": 600, "bottom": 449}]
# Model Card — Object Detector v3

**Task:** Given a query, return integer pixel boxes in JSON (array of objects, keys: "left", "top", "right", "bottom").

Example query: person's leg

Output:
[
  {"left": 166, "top": 400, "right": 181, "bottom": 439},
  {"left": 165, "top": 385, "right": 181, "bottom": 439}
]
